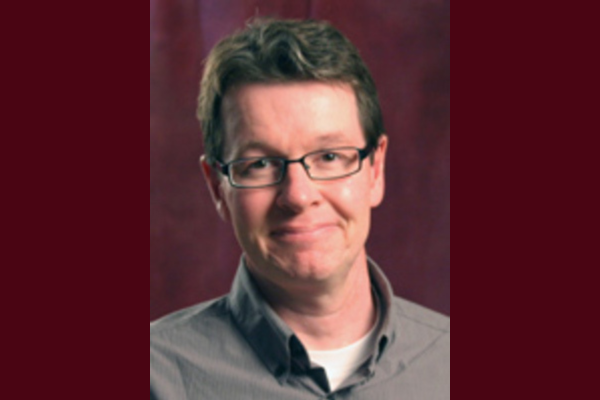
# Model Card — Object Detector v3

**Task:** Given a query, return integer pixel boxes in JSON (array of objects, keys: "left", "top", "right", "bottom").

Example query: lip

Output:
[{"left": 270, "top": 223, "right": 337, "bottom": 241}]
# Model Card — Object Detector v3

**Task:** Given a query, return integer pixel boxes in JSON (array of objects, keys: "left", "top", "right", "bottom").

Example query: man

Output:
[{"left": 150, "top": 18, "right": 449, "bottom": 399}]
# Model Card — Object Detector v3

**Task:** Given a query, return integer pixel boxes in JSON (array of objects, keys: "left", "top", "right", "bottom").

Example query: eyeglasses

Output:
[{"left": 213, "top": 146, "right": 373, "bottom": 189}]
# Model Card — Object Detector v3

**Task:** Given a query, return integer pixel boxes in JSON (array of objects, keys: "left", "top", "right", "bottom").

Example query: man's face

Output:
[{"left": 203, "top": 82, "right": 387, "bottom": 291}]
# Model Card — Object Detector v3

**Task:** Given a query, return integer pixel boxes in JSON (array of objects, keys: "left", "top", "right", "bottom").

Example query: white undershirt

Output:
[{"left": 307, "top": 317, "right": 380, "bottom": 392}]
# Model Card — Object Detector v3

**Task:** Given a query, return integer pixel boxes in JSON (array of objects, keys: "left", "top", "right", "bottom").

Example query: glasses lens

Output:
[
  {"left": 305, "top": 148, "right": 361, "bottom": 180},
  {"left": 230, "top": 158, "right": 283, "bottom": 187}
]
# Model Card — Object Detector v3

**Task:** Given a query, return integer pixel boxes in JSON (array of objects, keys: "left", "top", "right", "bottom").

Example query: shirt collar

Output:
[
  {"left": 227, "top": 256, "right": 397, "bottom": 381},
  {"left": 366, "top": 256, "right": 397, "bottom": 371},
  {"left": 228, "top": 258, "right": 294, "bottom": 381}
]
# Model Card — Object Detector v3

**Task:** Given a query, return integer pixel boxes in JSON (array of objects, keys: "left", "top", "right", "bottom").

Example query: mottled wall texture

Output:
[{"left": 150, "top": 0, "right": 450, "bottom": 321}]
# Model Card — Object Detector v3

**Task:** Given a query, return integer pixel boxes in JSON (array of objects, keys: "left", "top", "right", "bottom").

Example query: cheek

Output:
[
  {"left": 329, "top": 179, "right": 373, "bottom": 220},
  {"left": 226, "top": 191, "right": 271, "bottom": 231}
]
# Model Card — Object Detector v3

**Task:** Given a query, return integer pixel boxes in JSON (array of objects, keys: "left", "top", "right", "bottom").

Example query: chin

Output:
[{"left": 266, "top": 248, "right": 349, "bottom": 282}]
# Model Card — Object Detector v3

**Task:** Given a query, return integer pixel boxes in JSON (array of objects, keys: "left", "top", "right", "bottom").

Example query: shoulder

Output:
[
  {"left": 150, "top": 296, "right": 230, "bottom": 346},
  {"left": 150, "top": 295, "right": 273, "bottom": 398},
  {"left": 389, "top": 297, "right": 450, "bottom": 365},
  {"left": 373, "top": 298, "right": 449, "bottom": 397},
  {"left": 150, "top": 297, "right": 237, "bottom": 391},
  {"left": 150, "top": 297, "right": 231, "bottom": 399},
  {"left": 392, "top": 297, "right": 450, "bottom": 333}
]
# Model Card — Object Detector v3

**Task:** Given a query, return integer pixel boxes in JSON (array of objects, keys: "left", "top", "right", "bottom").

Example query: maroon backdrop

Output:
[{"left": 150, "top": 0, "right": 450, "bottom": 321}]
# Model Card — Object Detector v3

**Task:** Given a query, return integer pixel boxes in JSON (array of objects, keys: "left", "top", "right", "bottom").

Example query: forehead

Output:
[{"left": 221, "top": 82, "right": 364, "bottom": 159}]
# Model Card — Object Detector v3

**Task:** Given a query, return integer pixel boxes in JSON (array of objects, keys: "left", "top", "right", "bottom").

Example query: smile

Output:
[{"left": 270, "top": 224, "right": 337, "bottom": 242}]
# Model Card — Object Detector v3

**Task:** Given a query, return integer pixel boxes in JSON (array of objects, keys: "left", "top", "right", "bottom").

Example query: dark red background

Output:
[{"left": 150, "top": 0, "right": 450, "bottom": 321}]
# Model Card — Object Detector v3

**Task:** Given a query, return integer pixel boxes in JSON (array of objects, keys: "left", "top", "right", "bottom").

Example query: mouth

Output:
[{"left": 270, "top": 224, "right": 337, "bottom": 242}]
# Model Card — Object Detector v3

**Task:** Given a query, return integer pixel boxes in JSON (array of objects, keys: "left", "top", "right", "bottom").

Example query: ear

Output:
[
  {"left": 200, "top": 155, "right": 231, "bottom": 222},
  {"left": 369, "top": 135, "right": 388, "bottom": 208}
]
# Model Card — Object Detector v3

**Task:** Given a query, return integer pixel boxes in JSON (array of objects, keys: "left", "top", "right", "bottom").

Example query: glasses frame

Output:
[{"left": 213, "top": 145, "right": 374, "bottom": 189}]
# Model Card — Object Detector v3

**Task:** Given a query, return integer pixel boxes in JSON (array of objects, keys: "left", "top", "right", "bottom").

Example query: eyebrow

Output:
[
  {"left": 313, "top": 132, "right": 352, "bottom": 146},
  {"left": 229, "top": 132, "right": 355, "bottom": 160},
  {"left": 228, "top": 141, "right": 277, "bottom": 161}
]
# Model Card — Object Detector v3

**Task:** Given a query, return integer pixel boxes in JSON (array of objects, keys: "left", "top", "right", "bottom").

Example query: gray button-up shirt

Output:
[{"left": 150, "top": 258, "right": 450, "bottom": 399}]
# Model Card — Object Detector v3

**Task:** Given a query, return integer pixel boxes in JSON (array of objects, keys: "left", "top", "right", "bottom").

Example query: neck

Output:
[{"left": 252, "top": 255, "right": 377, "bottom": 351}]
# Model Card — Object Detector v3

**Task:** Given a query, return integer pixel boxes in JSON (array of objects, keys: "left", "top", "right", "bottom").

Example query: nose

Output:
[{"left": 275, "top": 162, "right": 321, "bottom": 212}]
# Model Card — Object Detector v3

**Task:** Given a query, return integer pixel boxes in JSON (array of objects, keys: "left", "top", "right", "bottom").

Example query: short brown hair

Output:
[{"left": 197, "top": 18, "right": 384, "bottom": 163}]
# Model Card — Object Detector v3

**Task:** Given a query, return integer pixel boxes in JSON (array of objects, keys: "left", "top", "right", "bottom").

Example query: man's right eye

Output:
[
  {"left": 248, "top": 159, "right": 270, "bottom": 169},
  {"left": 236, "top": 159, "right": 273, "bottom": 177}
]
